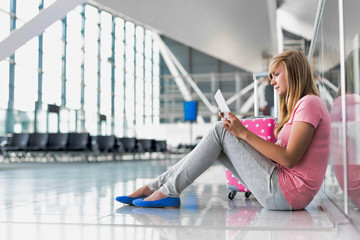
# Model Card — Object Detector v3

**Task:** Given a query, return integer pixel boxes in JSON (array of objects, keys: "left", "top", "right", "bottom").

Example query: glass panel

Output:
[
  {"left": 48, "top": 112, "right": 58, "bottom": 133},
  {"left": 100, "top": 11, "right": 112, "bottom": 33},
  {"left": 59, "top": 108, "right": 76, "bottom": 132},
  {"left": 153, "top": 40, "right": 160, "bottom": 65},
  {"left": 0, "top": 11, "right": 10, "bottom": 42},
  {"left": 13, "top": 111, "right": 34, "bottom": 133},
  {"left": 43, "top": 21, "right": 62, "bottom": 106},
  {"left": 37, "top": 107, "right": 47, "bottom": 133},
  {"left": 69, "top": 109, "right": 77, "bottom": 132},
  {"left": 153, "top": 42, "right": 160, "bottom": 124},
  {"left": 0, "top": 1, "right": 10, "bottom": 11},
  {"left": 100, "top": 11, "right": 112, "bottom": 135},
  {"left": 125, "top": 21, "right": 135, "bottom": 135},
  {"left": 66, "top": 10, "right": 82, "bottom": 110},
  {"left": 145, "top": 58, "right": 153, "bottom": 124},
  {"left": 317, "top": 0, "right": 343, "bottom": 214},
  {"left": 114, "top": 68, "right": 124, "bottom": 136},
  {"left": 125, "top": 71, "right": 135, "bottom": 135},
  {"left": 136, "top": 26, "right": 144, "bottom": 53},
  {"left": 145, "top": 30, "right": 152, "bottom": 58},
  {"left": 0, "top": 109, "right": 6, "bottom": 135},
  {"left": 84, "top": 5, "right": 99, "bottom": 135},
  {"left": 114, "top": 17, "right": 125, "bottom": 136},
  {"left": 0, "top": 60, "right": 9, "bottom": 109},
  {"left": 115, "top": 18, "right": 124, "bottom": 41},
  {"left": 144, "top": 30, "right": 153, "bottom": 125},
  {"left": 125, "top": 22, "right": 135, "bottom": 47},
  {"left": 16, "top": 0, "right": 38, "bottom": 23},
  {"left": 14, "top": 37, "right": 38, "bottom": 112},
  {"left": 135, "top": 48, "right": 144, "bottom": 125},
  {"left": 85, "top": 5, "right": 98, "bottom": 25},
  {"left": 343, "top": 0, "right": 360, "bottom": 231}
]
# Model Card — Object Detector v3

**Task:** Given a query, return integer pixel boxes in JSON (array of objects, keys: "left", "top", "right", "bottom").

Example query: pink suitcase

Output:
[{"left": 226, "top": 117, "right": 277, "bottom": 199}]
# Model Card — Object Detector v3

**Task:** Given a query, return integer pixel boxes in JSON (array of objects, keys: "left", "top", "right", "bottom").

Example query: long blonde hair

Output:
[{"left": 268, "top": 50, "right": 319, "bottom": 137}]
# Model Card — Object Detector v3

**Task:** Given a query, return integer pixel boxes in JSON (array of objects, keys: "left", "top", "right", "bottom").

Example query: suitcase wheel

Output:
[
  {"left": 245, "top": 192, "right": 251, "bottom": 198},
  {"left": 228, "top": 191, "right": 236, "bottom": 200}
]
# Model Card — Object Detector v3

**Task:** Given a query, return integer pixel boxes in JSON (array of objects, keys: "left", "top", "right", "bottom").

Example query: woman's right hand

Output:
[{"left": 221, "top": 112, "right": 249, "bottom": 139}]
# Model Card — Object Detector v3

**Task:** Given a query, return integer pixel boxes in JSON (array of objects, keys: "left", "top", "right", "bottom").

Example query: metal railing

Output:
[{"left": 160, "top": 72, "right": 275, "bottom": 123}]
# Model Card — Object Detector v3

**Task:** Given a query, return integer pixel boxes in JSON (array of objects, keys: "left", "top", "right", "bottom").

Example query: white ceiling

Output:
[
  {"left": 92, "top": 0, "right": 319, "bottom": 73},
  {"left": 278, "top": 0, "right": 319, "bottom": 40}
]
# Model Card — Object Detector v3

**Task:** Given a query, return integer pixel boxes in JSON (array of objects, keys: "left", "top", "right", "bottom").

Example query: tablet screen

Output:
[{"left": 214, "top": 89, "right": 230, "bottom": 114}]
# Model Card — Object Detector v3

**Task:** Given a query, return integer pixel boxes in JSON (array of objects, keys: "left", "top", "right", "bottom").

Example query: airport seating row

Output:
[{"left": 0, "top": 133, "right": 167, "bottom": 162}]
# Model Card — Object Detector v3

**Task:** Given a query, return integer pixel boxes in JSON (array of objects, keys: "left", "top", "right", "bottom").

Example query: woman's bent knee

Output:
[
  {"left": 214, "top": 121, "right": 225, "bottom": 129},
  {"left": 212, "top": 121, "right": 226, "bottom": 136}
]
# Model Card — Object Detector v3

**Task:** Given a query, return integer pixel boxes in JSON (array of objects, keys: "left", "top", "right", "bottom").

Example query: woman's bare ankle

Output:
[
  {"left": 142, "top": 185, "right": 153, "bottom": 196},
  {"left": 144, "top": 190, "right": 168, "bottom": 201},
  {"left": 128, "top": 185, "right": 153, "bottom": 198}
]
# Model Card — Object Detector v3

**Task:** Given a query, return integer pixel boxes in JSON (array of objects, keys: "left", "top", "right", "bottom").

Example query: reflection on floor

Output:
[{"left": 0, "top": 158, "right": 359, "bottom": 240}]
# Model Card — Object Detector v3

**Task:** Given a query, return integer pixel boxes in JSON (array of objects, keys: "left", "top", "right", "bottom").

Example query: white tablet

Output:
[{"left": 214, "top": 89, "right": 230, "bottom": 118}]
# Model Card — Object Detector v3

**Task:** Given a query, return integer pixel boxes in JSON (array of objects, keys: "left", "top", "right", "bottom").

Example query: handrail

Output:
[{"left": 308, "top": 0, "right": 326, "bottom": 62}]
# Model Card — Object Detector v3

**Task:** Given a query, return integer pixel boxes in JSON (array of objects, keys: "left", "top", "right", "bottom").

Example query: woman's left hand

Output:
[{"left": 221, "top": 112, "right": 248, "bottom": 139}]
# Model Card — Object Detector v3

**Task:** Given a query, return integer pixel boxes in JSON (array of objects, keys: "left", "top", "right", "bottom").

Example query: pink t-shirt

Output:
[{"left": 276, "top": 95, "right": 330, "bottom": 210}]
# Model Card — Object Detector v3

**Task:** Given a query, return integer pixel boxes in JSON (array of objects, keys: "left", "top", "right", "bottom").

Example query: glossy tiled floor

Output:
[{"left": 0, "top": 157, "right": 359, "bottom": 240}]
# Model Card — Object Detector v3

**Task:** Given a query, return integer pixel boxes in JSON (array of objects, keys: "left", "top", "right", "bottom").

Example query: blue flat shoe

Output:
[
  {"left": 132, "top": 197, "right": 181, "bottom": 208},
  {"left": 115, "top": 196, "right": 145, "bottom": 205}
]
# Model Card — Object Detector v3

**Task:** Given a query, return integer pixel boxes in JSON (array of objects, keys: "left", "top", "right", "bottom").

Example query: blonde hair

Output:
[{"left": 268, "top": 50, "right": 319, "bottom": 137}]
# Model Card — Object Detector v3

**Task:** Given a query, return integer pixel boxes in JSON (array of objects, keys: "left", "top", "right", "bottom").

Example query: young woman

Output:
[{"left": 116, "top": 50, "right": 330, "bottom": 210}]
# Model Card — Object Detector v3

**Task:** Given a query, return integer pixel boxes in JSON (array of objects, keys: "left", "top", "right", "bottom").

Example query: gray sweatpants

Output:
[{"left": 147, "top": 122, "right": 292, "bottom": 210}]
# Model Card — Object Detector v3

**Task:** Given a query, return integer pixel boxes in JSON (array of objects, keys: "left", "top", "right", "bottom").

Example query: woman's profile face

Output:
[{"left": 270, "top": 64, "right": 288, "bottom": 97}]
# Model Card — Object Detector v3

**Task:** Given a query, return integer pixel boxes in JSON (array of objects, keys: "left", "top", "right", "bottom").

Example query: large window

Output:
[{"left": 0, "top": 2, "right": 160, "bottom": 136}]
